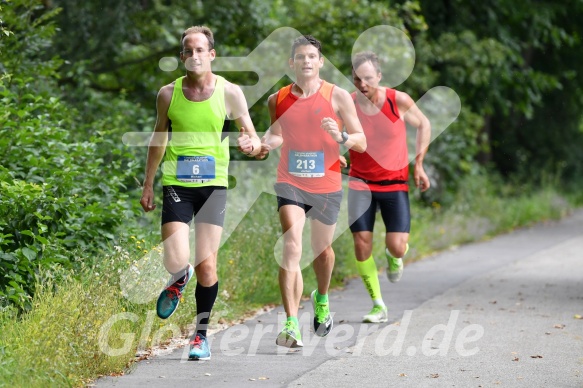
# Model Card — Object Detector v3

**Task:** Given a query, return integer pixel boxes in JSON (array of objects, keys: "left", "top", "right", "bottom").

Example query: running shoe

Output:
[
  {"left": 276, "top": 320, "right": 303, "bottom": 348},
  {"left": 189, "top": 333, "right": 211, "bottom": 360},
  {"left": 311, "top": 290, "right": 333, "bottom": 337},
  {"left": 156, "top": 264, "right": 194, "bottom": 319},
  {"left": 362, "top": 305, "right": 388, "bottom": 323},
  {"left": 386, "top": 244, "right": 409, "bottom": 283}
]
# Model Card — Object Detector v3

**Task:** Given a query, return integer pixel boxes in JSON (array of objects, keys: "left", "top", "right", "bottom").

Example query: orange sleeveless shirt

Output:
[{"left": 275, "top": 81, "right": 343, "bottom": 193}]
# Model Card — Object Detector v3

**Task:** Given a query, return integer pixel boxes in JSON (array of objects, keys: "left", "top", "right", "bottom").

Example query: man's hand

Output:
[
  {"left": 321, "top": 117, "right": 343, "bottom": 143},
  {"left": 339, "top": 155, "right": 347, "bottom": 169},
  {"left": 414, "top": 165, "right": 430, "bottom": 192},
  {"left": 140, "top": 185, "right": 156, "bottom": 212},
  {"left": 255, "top": 135, "right": 272, "bottom": 160},
  {"left": 237, "top": 126, "right": 254, "bottom": 155}
]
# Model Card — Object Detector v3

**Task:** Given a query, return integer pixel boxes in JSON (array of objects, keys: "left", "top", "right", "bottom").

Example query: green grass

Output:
[
  {"left": 0, "top": 173, "right": 576, "bottom": 387},
  {"left": 0, "top": 276, "right": 143, "bottom": 387}
]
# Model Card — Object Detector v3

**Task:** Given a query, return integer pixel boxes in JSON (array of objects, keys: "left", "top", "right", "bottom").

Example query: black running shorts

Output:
[
  {"left": 161, "top": 185, "right": 227, "bottom": 226},
  {"left": 348, "top": 189, "right": 410, "bottom": 233}
]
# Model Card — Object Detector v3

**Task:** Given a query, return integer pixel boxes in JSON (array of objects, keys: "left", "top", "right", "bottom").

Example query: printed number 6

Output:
[{"left": 192, "top": 165, "right": 200, "bottom": 175}]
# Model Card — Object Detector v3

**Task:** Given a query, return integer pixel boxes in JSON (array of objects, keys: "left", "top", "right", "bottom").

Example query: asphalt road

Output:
[{"left": 97, "top": 209, "right": 583, "bottom": 387}]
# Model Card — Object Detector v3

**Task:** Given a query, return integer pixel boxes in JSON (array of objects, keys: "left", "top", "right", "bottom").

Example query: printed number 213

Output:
[{"left": 297, "top": 159, "right": 315, "bottom": 170}]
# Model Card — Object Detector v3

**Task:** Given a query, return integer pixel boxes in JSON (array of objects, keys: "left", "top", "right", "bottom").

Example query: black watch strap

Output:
[{"left": 337, "top": 131, "right": 349, "bottom": 144}]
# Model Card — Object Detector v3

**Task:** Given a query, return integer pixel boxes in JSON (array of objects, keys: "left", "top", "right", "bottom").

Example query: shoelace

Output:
[
  {"left": 314, "top": 302, "right": 329, "bottom": 323},
  {"left": 165, "top": 285, "right": 181, "bottom": 300},
  {"left": 370, "top": 305, "right": 385, "bottom": 314},
  {"left": 190, "top": 335, "right": 203, "bottom": 347},
  {"left": 389, "top": 258, "right": 401, "bottom": 270}
]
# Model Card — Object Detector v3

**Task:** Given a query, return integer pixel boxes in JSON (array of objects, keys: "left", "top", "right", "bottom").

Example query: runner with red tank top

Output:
[
  {"left": 349, "top": 87, "right": 409, "bottom": 193},
  {"left": 347, "top": 51, "right": 431, "bottom": 324},
  {"left": 256, "top": 35, "right": 366, "bottom": 348}
]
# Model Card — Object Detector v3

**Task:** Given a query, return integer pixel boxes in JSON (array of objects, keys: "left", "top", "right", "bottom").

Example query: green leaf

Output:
[
  {"left": 20, "top": 230, "right": 35, "bottom": 238},
  {"left": 21, "top": 247, "right": 36, "bottom": 261},
  {"left": 36, "top": 235, "right": 49, "bottom": 245}
]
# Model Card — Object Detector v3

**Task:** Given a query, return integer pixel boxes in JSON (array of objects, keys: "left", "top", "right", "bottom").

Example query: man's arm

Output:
[
  {"left": 396, "top": 90, "right": 431, "bottom": 192},
  {"left": 140, "top": 85, "right": 172, "bottom": 212},
  {"left": 326, "top": 87, "right": 367, "bottom": 153},
  {"left": 224, "top": 81, "right": 261, "bottom": 157},
  {"left": 255, "top": 93, "right": 283, "bottom": 160}
]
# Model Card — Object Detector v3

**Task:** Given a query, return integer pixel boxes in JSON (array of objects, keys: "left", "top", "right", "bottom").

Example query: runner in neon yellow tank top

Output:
[
  {"left": 162, "top": 75, "right": 230, "bottom": 188},
  {"left": 139, "top": 26, "right": 261, "bottom": 361}
]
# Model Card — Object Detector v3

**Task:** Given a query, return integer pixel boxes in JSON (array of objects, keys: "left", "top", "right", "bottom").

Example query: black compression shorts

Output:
[
  {"left": 161, "top": 185, "right": 227, "bottom": 226},
  {"left": 348, "top": 189, "right": 410, "bottom": 233}
]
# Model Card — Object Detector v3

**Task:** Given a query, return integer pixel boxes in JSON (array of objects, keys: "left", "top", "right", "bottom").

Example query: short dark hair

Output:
[
  {"left": 352, "top": 51, "right": 381, "bottom": 74},
  {"left": 291, "top": 35, "right": 322, "bottom": 58},
  {"left": 181, "top": 26, "right": 214, "bottom": 50}
]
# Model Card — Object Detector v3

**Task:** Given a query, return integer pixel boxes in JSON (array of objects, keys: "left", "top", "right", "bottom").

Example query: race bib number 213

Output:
[{"left": 289, "top": 150, "right": 324, "bottom": 178}]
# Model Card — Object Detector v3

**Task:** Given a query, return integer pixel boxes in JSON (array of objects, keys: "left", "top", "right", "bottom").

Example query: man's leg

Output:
[
  {"left": 276, "top": 205, "right": 306, "bottom": 347},
  {"left": 188, "top": 187, "right": 227, "bottom": 360},
  {"left": 385, "top": 232, "right": 409, "bottom": 259},
  {"left": 380, "top": 191, "right": 411, "bottom": 283},
  {"left": 156, "top": 221, "right": 194, "bottom": 319},
  {"left": 162, "top": 222, "right": 191, "bottom": 274},
  {"left": 278, "top": 205, "right": 306, "bottom": 319},
  {"left": 309, "top": 219, "right": 336, "bottom": 336},
  {"left": 353, "top": 230, "right": 387, "bottom": 315},
  {"left": 193, "top": 222, "right": 222, "bottom": 337},
  {"left": 310, "top": 219, "right": 336, "bottom": 296},
  {"left": 348, "top": 188, "right": 387, "bottom": 322}
]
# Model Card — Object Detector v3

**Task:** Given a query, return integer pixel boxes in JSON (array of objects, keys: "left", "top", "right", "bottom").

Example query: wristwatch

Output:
[{"left": 337, "top": 131, "right": 349, "bottom": 144}]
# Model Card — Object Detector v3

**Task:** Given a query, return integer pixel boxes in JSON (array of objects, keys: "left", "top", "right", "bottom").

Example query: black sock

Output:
[{"left": 195, "top": 281, "right": 218, "bottom": 338}]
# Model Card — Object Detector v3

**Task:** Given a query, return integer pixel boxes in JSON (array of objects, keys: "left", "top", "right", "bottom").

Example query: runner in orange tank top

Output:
[
  {"left": 256, "top": 35, "right": 366, "bottom": 348},
  {"left": 347, "top": 51, "right": 431, "bottom": 324}
]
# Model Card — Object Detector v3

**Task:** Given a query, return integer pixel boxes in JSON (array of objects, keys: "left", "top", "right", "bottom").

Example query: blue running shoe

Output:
[
  {"left": 189, "top": 333, "right": 211, "bottom": 360},
  {"left": 156, "top": 264, "right": 194, "bottom": 319}
]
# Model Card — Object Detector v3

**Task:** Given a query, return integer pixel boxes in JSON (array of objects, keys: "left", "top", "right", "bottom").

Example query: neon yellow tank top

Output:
[{"left": 162, "top": 75, "right": 229, "bottom": 187}]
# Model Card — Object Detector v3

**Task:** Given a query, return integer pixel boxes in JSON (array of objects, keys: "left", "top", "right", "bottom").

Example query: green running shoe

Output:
[
  {"left": 311, "top": 290, "right": 333, "bottom": 337},
  {"left": 386, "top": 244, "right": 409, "bottom": 283},
  {"left": 362, "top": 305, "right": 388, "bottom": 323},
  {"left": 189, "top": 333, "right": 211, "bottom": 360},
  {"left": 156, "top": 264, "right": 194, "bottom": 319},
  {"left": 276, "top": 320, "right": 303, "bottom": 348}
]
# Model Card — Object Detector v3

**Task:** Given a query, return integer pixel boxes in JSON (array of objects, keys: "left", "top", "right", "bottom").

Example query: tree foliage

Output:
[
  {"left": 1, "top": 0, "right": 583, "bottom": 307},
  {"left": 0, "top": 0, "right": 142, "bottom": 308}
]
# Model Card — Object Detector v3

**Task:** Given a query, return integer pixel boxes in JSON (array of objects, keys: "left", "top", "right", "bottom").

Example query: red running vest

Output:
[
  {"left": 348, "top": 88, "right": 409, "bottom": 192},
  {"left": 275, "top": 81, "right": 343, "bottom": 193}
]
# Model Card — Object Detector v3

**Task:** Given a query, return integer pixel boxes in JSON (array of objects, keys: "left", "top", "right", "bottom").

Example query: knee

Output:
[
  {"left": 283, "top": 238, "right": 302, "bottom": 258},
  {"left": 354, "top": 239, "right": 369, "bottom": 253},
  {"left": 163, "top": 252, "right": 190, "bottom": 273},
  {"left": 315, "top": 245, "right": 334, "bottom": 261},
  {"left": 195, "top": 259, "right": 216, "bottom": 284},
  {"left": 387, "top": 242, "right": 407, "bottom": 258},
  {"left": 353, "top": 236, "right": 372, "bottom": 260}
]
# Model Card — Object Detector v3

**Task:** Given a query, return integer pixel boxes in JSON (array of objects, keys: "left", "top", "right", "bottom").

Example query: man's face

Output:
[
  {"left": 181, "top": 33, "right": 215, "bottom": 73},
  {"left": 353, "top": 61, "right": 382, "bottom": 100},
  {"left": 289, "top": 44, "right": 323, "bottom": 78}
]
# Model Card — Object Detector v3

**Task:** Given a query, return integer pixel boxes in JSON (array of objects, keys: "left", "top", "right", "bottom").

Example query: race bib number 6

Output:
[
  {"left": 177, "top": 156, "right": 216, "bottom": 183},
  {"left": 289, "top": 150, "right": 324, "bottom": 177}
]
